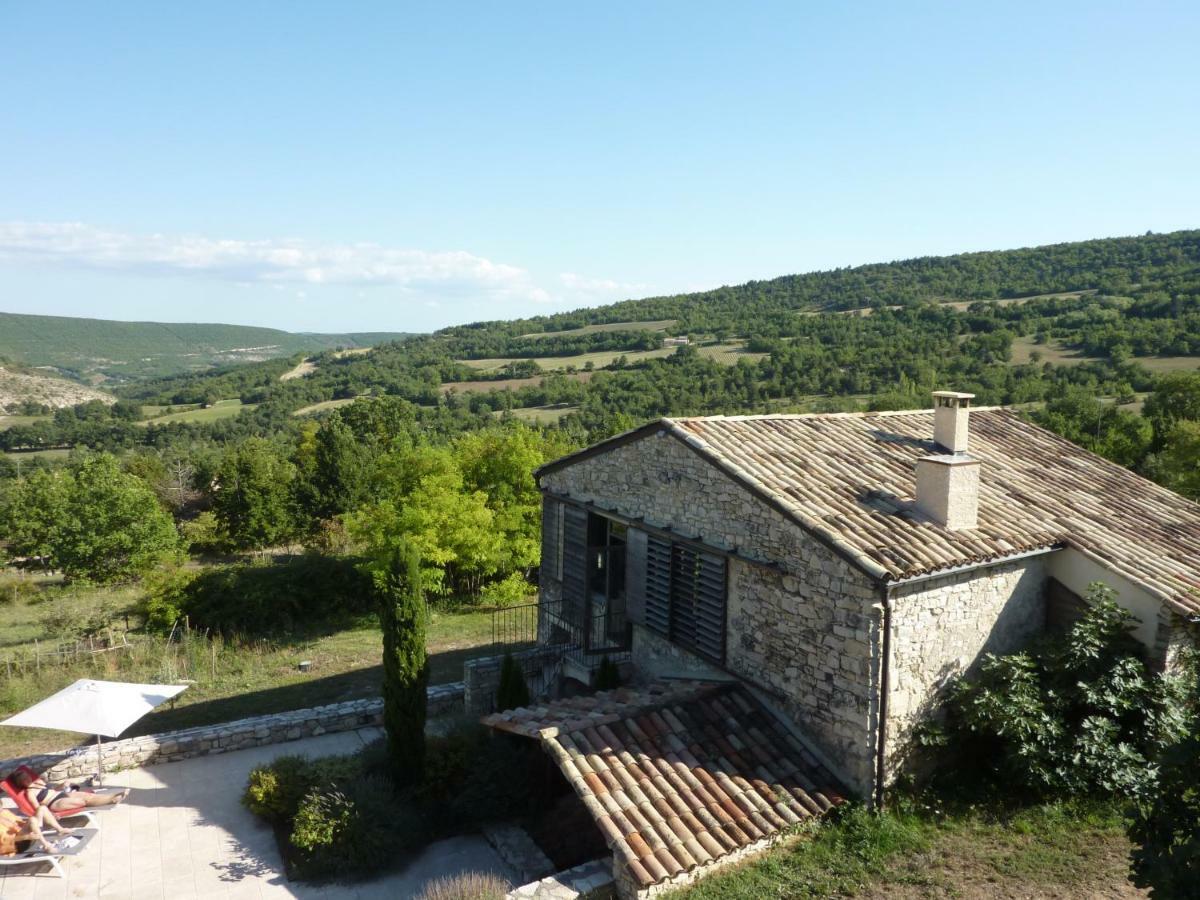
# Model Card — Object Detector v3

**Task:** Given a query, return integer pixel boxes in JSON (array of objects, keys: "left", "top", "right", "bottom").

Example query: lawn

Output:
[
  {"left": 139, "top": 398, "right": 256, "bottom": 424},
  {"left": 0, "top": 577, "right": 503, "bottom": 759},
  {"left": 1, "top": 447, "right": 71, "bottom": 461},
  {"left": 676, "top": 800, "right": 1142, "bottom": 899}
]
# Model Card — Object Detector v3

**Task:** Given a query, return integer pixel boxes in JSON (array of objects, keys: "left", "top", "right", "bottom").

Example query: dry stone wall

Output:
[
  {"left": 540, "top": 428, "right": 883, "bottom": 797},
  {"left": 885, "top": 557, "right": 1046, "bottom": 774},
  {"left": 1, "top": 683, "right": 464, "bottom": 781}
]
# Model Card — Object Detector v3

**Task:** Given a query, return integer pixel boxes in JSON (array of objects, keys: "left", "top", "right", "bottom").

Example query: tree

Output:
[
  {"left": 1129, "top": 714, "right": 1200, "bottom": 898},
  {"left": 1145, "top": 420, "right": 1200, "bottom": 501},
  {"left": 1144, "top": 372, "right": 1200, "bottom": 448},
  {"left": 495, "top": 652, "right": 530, "bottom": 711},
  {"left": 302, "top": 418, "right": 373, "bottom": 521},
  {"left": 212, "top": 438, "right": 298, "bottom": 551},
  {"left": 56, "top": 454, "right": 180, "bottom": 582},
  {"left": 0, "top": 468, "right": 70, "bottom": 569},
  {"left": 377, "top": 542, "right": 428, "bottom": 786}
]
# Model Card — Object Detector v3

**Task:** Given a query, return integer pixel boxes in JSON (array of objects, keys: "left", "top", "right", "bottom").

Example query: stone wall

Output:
[
  {"left": 540, "top": 428, "right": 884, "bottom": 798},
  {"left": 884, "top": 557, "right": 1047, "bottom": 775},
  {"left": 464, "top": 647, "right": 568, "bottom": 715},
  {"left": 1, "top": 682, "right": 464, "bottom": 781}
]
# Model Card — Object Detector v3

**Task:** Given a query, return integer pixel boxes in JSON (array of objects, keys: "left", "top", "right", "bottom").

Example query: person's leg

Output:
[
  {"left": 35, "top": 806, "right": 72, "bottom": 837},
  {"left": 80, "top": 789, "right": 128, "bottom": 807}
]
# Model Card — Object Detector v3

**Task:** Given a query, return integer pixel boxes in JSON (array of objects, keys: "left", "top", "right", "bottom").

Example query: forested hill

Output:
[
  {"left": 440, "top": 229, "right": 1200, "bottom": 348},
  {"left": 0, "top": 311, "right": 411, "bottom": 382}
]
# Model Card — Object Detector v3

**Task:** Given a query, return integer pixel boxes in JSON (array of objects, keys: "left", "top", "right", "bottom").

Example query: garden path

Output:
[{"left": 0, "top": 727, "right": 513, "bottom": 899}]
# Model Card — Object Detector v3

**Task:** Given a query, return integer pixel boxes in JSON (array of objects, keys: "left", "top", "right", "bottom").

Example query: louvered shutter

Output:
[
  {"left": 692, "top": 551, "right": 727, "bottom": 663},
  {"left": 625, "top": 527, "right": 648, "bottom": 626},
  {"left": 540, "top": 499, "right": 561, "bottom": 582},
  {"left": 644, "top": 535, "right": 672, "bottom": 637},
  {"left": 561, "top": 504, "right": 589, "bottom": 635},
  {"left": 670, "top": 545, "right": 700, "bottom": 652}
]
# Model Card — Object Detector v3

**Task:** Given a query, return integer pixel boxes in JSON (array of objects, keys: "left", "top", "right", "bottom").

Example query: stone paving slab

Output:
[{"left": 0, "top": 727, "right": 513, "bottom": 900}]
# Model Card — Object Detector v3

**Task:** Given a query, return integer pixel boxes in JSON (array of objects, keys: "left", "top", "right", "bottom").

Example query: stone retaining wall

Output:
[
  {"left": 0, "top": 682, "right": 464, "bottom": 781},
  {"left": 464, "top": 647, "right": 566, "bottom": 715}
]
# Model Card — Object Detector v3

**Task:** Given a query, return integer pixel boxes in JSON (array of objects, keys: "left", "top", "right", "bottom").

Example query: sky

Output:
[{"left": 2, "top": 1, "right": 1198, "bottom": 334}]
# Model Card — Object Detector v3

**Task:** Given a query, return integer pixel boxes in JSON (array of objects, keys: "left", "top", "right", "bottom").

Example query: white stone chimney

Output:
[{"left": 916, "top": 390, "right": 979, "bottom": 529}]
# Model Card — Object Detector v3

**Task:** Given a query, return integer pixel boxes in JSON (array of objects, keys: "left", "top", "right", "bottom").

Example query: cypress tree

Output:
[
  {"left": 495, "top": 652, "right": 530, "bottom": 711},
  {"left": 378, "top": 541, "right": 428, "bottom": 786}
]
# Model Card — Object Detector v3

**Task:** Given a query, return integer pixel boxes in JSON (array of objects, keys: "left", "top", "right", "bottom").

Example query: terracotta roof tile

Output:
[{"left": 486, "top": 681, "right": 844, "bottom": 889}]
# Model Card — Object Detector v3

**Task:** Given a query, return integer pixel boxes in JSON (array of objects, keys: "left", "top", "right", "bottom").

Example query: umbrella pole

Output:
[{"left": 95, "top": 734, "right": 104, "bottom": 787}]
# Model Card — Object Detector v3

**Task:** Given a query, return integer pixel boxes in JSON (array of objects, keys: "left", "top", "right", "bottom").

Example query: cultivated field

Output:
[
  {"left": 440, "top": 371, "right": 594, "bottom": 394},
  {"left": 518, "top": 319, "right": 676, "bottom": 339},
  {"left": 280, "top": 358, "right": 318, "bottom": 380},
  {"left": 494, "top": 404, "right": 580, "bottom": 424},
  {"left": 457, "top": 341, "right": 764, "bottom": 374},
  {"left": 293, "top": 397, "right": 360, "bottom": 416},
  {"left": 139, "top": 399, "right": 255, "bottom": 424}
]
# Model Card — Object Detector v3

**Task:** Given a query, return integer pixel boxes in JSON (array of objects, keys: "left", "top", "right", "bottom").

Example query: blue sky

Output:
[{"left": 2, "top": 1, "right": 1198, "bottom": 333}]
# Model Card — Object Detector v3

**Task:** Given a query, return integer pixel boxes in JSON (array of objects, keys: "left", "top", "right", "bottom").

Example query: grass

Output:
[
  {"left": 1133, "top": 356, "right": 1200, "bottom": 373},
  {"left": 293, "top": 397, "right": 360, "bottom": 417},
  {"left": 456, "top": 341, "right": 763, "bottom": 375},
  {"left": 0, "top": 414, "right": 51, "bottom": 430},
  {"left": 675, "top": 799, "right": 1138, "bottom": 899},
  {"left": 494, "top": 404, "right": 579, "bottom": 424},
  {"left": 518, "top": 319, "right": 676, "bottom": 339},
  {"left": 138, "top": 398, "right": 257, "bottom": 425},
  {"left": 1, "top": 448, "right": 71, "bottom": 461},
  {"left": 0, "top": 576, "right": 503, "bottom": 759},
  {"left": 1010, "top": 336, "right": 1100, "bottom": 366}
]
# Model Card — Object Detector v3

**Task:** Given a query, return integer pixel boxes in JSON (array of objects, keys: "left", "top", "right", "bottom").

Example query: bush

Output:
[
  {"left": 941, "top": 585, "right": 1191, "bottom": 803},
  {"left": 242, "top": 753, "right": 362, "bottom": 826},
  {"left": 479, "top": 572, "right": 532, "bottom": 608},
  {"left": 142, "top": 555, "right": 375, "bottom": 635},
  {"left": 594, "top": 656, "right": 620, "bottom": 690},
  {"left": 416, "top": 872, "right": 509, "bottom": 900},
  {"left": 495, "top": 652, "right": 530, "bottom": 711},
  {"left": 0, "top": 578, "right": 38, "bottom": 606},
  {"left": 290, "top": 775, "right": 426, "bottom": 882}
]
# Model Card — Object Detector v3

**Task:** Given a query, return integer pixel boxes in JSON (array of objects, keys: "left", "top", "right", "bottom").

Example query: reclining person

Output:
[
  {"left": 10, "top": 769, "right": 129, "bottom": 816},
  {"left": 0, "top": 806, "right": 75, "bottom": 857}
]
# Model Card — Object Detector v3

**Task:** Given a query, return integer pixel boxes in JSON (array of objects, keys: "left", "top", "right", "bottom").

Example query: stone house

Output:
[{"left": 491, "top": 391, "right": 1200, "bottom": 896}]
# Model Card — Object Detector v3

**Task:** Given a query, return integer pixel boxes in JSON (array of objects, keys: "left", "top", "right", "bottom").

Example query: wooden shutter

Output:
[
  {"left": 561, "top": 504, "right": 589, "bottom": 635},
  {"left": 692, "top": 551, "right": 727, "bottom": 663},
  {"left": 540, "top": 498, "right": 561, "bottom": 582},
  {"left": 644, "top": 535, "right": 672, "bottom": 637},
  {"left": 624, "top": 527, "right": 648, "bottom": 626}
]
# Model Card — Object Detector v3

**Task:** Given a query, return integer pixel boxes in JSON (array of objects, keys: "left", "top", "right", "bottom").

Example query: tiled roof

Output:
[
  {"left": 541, "top": 408, "right": 1200, "bottom": 616},
  {"left": 484, "top": 681, "right": 845, "bottom": 889}
]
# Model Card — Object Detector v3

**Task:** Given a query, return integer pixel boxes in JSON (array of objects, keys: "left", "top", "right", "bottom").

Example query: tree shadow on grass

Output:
[{"left": 120, "top": 642, "right": 524, "bottom": 738}]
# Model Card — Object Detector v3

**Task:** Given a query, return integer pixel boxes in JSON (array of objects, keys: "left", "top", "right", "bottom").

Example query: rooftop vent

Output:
[{"left": 917, "top": 390, "right": 980, "bottom": 529}]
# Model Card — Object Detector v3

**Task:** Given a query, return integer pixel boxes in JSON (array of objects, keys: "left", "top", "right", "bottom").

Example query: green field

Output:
[
  {"left": 0, "top": 414, "right": 50, "bottom": 430},
  {"left": 293, "top": 397, "right": 360, "bottom": 416},
  {"left": 494, "top": 404, "right": 580, "bottom": 424},
  {"left": 1, "top": 448, "right": 71, "bottom": 461},
  {"left": 458, "top": 341, "right": 763, "bottom": 374},
  {"left": 518, "top": 319, "right": 677, "bottom": 339},
  {"left": 140, "top": 399, "right": 255, "bottom": 424}
]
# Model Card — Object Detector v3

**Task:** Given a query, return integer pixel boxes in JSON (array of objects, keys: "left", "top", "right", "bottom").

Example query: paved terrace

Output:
[{"left": 0, "top": 728, "right": 512, "bottom": 900}]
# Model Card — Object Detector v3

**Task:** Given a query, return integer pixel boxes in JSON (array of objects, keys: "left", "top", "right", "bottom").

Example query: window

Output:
[{"left": 643, "top": 535, "right": 727, "bottom": 663}]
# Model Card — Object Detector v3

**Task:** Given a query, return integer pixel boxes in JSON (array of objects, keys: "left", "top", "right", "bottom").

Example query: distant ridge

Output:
[{"left": 0, "top": 311, "right": 412, "bottom": 382}]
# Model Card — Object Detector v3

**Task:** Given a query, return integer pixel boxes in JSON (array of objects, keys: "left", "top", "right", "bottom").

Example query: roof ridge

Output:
[{"left": 669, "top": 406, "right": 1012, "bottom": 423}]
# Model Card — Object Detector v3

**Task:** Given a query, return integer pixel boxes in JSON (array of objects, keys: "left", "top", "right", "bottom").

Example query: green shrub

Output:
[
  {"left": 379, "top": 543, "right": 428, "bottom": 787},
  {"left": 495, "top": 652, "right": 530, "bottom": 711},
  {"left": 143, "top": 555, "right": 374, "bottom": 635},
  {"left": 478, "top": 573, "right": 531, "bottom": 608},
  {"left": 416, "top": 872, "right": 509, "bottom": 900},
  {"left": 942, "top": 585, "right": 1192, "bottom": 803},
  {"left": 138, "top": 566, "right": 198, "bottom": 632},
  {"left": 291, "top": 775, "right": 426, "bottom": 882},
  {"left": 594, "top": 656, "right": 620, "bottom": 690},
  {"left": 0, "top": 578, "right": 38, "bottom": 606},
  {"left": 242, "top": 752, "right": 363, "bottom": 826}
]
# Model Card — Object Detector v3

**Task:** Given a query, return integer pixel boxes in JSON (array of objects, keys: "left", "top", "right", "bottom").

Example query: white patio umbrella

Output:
[{"left": 1, "top": 679, "right": 188, "bottom": 785}]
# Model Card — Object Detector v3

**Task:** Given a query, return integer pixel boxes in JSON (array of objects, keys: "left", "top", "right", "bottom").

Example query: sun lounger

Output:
[
  {"left": 0, "top": 827, "right": 97, "bottom": 878},
  {"left": 1, "top": 767, "right": 98, "bottom": 826}
]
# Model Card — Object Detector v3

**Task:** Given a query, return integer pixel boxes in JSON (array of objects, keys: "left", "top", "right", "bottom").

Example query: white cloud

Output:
[
  {"left": 0, "top": 221, "right": 549, "bottom": 305},
  {"left": 558, "top": 271, "right": 651, "bottom": 303}
]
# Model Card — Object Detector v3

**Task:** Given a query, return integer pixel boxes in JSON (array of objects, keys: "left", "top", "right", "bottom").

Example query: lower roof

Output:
[{"left": 484, "top": 681, "right": 844, "bottom": 889}]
